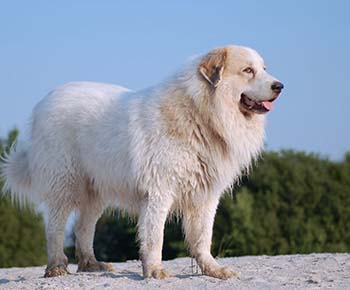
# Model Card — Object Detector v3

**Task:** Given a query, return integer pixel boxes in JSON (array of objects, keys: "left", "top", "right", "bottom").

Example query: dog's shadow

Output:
[
  {"left": 0, "top": 277, "right": 26, "bottom": 284},
  {"left": 175, "top": 273, "right": 202, "bottom": 279},
  {"left": 99, "top": 271, "right": 201, "bottom": 281},
  {"left": 100, "top": 271, "right": 144, "bottom": 281}
]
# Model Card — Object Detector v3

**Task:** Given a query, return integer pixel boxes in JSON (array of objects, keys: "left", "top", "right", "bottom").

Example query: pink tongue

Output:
[{"left": 261, "top": 101, "right": 274, "bottom": 111}]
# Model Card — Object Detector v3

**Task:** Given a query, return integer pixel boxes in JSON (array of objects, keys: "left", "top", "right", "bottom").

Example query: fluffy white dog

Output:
[{"left": 1, "top": 45, "right": 283, "bottom": 279}]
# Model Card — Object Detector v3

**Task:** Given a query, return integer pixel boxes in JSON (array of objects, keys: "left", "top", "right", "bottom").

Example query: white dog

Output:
[{"left": 1, "top": 45, "right": 283, "bottom": 279}]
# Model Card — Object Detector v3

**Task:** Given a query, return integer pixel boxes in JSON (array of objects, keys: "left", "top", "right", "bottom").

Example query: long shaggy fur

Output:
[
  {"left": 0, "top": 45, "right": 282, "bottom": 279},
  {"left": 1, "top": 146, "right": 33, "bottom": 206}
]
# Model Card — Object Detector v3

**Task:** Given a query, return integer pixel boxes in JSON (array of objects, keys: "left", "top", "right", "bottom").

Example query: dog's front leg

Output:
[
  {"left": 137, "top": 194, "right": 173, "bottom": 279},
  {"left": 183, "top": 195, "right": 238, "bottom": 280}
]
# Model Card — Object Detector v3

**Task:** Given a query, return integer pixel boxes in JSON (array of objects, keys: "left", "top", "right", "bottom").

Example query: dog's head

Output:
[{"left": 198, "top": 45, "right": 283, "bottom": 115}]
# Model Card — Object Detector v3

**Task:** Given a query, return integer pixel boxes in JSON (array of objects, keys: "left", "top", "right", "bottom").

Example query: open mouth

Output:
[{"left": 239, "top": 94, "right": 276, "bottom": 114}]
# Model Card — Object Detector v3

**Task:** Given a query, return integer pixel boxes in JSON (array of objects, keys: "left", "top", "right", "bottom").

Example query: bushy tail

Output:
[{"left": 0, "top": 146, "right": 33, "bottom": 206}]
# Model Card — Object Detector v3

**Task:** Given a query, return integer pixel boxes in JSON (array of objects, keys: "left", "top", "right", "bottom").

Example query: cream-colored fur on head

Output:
[{"left": 0, "top": 45, "right": 282, "bottom": 279}]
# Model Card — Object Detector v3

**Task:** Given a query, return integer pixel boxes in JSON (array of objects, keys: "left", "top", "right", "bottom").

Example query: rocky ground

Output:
[{"left": 1, "top": 254, "right": 349, "bottom": 289}]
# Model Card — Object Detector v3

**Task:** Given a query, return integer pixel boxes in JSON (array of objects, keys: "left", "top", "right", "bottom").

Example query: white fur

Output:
[{"left": 0, "top": 45, "right": 282, "bottom": 279}]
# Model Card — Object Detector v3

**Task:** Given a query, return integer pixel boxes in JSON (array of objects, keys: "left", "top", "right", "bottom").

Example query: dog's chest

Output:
[{"left": 211, "top": 119, "right": 265, "bottom": 191}]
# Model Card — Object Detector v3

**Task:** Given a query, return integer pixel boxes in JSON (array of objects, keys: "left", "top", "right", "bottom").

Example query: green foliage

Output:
[
  {"left": 93, "top": 214, "right": 139, "bottom": 262},
  {"left": 66, "top": 215, "right": 187, "bottom": 263},
  {"left": 94, "top": 215, "right": 185, "bottom": 261},
  {"left": 0, "top": 130, "right": 47, "bottom": 267},
  {"left": 213, "top": 150, "right": 350, "bottom": 257},
  {"left": 0, "top": 197, "right": 47, "bottom": 267}
]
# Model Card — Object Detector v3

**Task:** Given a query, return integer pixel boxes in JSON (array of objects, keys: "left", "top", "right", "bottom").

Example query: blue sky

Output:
[{"left": 0, "top": 1, "right": 349, "bottom": 160}]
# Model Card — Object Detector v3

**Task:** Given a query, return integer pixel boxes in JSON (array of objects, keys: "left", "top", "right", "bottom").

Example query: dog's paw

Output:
[
  {"left": 144, "top": 265, "right": 171, "bottom": 279},
  {"left": 202, "top": 265, "right": 239, "bottom": 280},
  {"left": 44, "top": 264, "right": 69, "bottom": 278},
  {"left": 78, "top": 260, "right": 115, "bottom": 272}
]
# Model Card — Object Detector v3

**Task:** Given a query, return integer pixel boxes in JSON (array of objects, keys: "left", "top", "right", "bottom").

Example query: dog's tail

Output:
[{"left": 0, "top": 145, "right": 34, "bottom": 207}]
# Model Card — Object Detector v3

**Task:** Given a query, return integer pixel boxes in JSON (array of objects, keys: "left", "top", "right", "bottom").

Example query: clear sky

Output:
[{"left": 0, "top": 1, "right": 349, "bottom": 160}]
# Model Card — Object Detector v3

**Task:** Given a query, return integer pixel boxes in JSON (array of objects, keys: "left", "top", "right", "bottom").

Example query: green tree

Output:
[
  {"left": 0, "top": 129, "right": 47, "bottom": 267},
  {"left": 212, "top": 150, "right": 350, "bottom": 257},
  {"left": 92, "top": 214, "right": 185, "bottom": 261},
  {"left": 66, "top": 214, "right": 187, "bottom": 263}
]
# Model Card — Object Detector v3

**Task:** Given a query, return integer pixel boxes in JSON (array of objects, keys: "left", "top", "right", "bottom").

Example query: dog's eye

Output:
[{"left": 243, "top": 67, "right": 254, "bottom": 74}]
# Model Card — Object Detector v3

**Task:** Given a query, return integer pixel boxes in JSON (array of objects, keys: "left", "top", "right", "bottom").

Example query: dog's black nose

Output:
[{"left": 271, "top": 81, "right": 284, "bottom": 93}]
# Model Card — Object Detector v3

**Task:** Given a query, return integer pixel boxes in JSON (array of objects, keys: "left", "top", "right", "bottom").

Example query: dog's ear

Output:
[{"left": 198, "top": 48, "right": 227, "bottom": 88}]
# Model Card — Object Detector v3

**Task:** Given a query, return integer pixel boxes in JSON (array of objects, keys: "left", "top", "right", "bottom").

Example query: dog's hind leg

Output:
[
  {"left": 44, "top": 197, "right": 73, "bottom": 278},
  {"left": 75, "top": 199, "right": 114, "bottom": 273}
]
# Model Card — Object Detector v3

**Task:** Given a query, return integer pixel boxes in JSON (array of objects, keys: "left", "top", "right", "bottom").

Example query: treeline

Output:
[
  {"left": 1, "top": 130, "right": 349, "bottom": 267},
  {"left": 0, "top": 129, "right": 47, "bottom": 267}
]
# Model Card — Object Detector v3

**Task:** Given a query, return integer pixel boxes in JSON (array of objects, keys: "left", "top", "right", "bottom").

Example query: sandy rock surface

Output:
[{"left": 0, "top": 254, "right": 349, "bottom": 289}]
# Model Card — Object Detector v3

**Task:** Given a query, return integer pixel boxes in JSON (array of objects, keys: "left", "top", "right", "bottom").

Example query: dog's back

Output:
[{"left": 1, "top": 81, "right": 130, "bottom": 206}]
